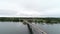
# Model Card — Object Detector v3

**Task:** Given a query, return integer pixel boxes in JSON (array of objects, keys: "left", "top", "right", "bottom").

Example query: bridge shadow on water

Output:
[
  {"left": 22, "top": 22, "right": 33, "bottom": 34},
  {"left": 27, "top": 24, "right": 33, "bottom": 34}
]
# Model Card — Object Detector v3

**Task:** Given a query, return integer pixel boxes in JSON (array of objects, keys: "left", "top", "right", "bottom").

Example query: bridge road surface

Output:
[{"left": 23, "top": 20, "right": 47, "bottom": 34}]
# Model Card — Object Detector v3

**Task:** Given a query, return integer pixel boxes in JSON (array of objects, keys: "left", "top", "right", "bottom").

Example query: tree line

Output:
[{"left": 0, "top": 17, "right": 60, "bottom": 23}]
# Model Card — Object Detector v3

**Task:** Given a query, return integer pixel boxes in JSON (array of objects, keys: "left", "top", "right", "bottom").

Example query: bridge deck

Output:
[{"left": 24, "top": 20, "right": 47, "bottom": 34}]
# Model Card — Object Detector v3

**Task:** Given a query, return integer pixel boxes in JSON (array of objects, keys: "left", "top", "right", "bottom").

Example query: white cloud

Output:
[{"left": 0, "top": 0, "right": 60, "bottom": 17}]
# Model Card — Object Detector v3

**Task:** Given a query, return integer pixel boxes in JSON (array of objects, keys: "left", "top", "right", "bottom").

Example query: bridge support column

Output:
[{"left": 27, "top": 24, "right": 33, "bottom": 34}]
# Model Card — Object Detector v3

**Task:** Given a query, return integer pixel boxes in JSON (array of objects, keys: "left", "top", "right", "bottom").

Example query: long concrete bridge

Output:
[{"left": 23, "top": 20, "right": 47, "bottom": 34}]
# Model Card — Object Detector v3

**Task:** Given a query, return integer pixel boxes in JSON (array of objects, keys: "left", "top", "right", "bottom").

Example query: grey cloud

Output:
[
  {"left": 0, "top": 0, "right": 60, "bottom": 17},
  {"left": 0, "top": 10, "right": 17, "bottom": 16},
  {"left": 18, "top": 0, "right": 60, "bottom": 12}
]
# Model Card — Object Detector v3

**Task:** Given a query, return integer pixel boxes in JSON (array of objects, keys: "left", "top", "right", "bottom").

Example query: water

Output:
[
  {"left": 0, "top": 22, "right": 30, "bottom": 34},
  {"left": 0, "top": 22, "right": 60, "bottom": 34},
  {"left": 35, "top": 23, "right": 60, "bottom": 34}
]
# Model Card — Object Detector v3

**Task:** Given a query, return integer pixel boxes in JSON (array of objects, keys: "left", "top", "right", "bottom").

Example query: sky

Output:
[{"left": 0, "top": 0, "right": 60, "bottom": 17}]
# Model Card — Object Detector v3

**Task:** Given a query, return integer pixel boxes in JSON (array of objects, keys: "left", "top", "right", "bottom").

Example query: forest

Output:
[{"left": 0, "top": 17, "right": 60, "bottom": 23}]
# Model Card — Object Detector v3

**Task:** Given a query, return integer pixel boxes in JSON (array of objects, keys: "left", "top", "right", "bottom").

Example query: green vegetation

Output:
[
  {"left": 0, "top": 17, "right": 60, "bottom": 23},
  {"left": 0, "top": 17, "right": 19, "bottom": 22}
]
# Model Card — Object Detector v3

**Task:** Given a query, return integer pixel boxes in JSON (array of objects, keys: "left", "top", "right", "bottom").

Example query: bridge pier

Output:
[{"left": 27, "top": 24, "right": 33, "bottom": 34}]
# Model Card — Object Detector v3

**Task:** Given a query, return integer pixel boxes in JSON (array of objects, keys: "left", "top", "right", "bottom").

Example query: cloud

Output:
[
  {"left": 0, "top": 10, "right": 17, "bottom": 16},
  {"left": 0, "top": 0, "right": 60, "bottom": 17}
]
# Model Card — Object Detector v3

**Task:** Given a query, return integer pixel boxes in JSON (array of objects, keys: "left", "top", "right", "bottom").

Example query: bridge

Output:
[{"left": 23, "top": 20, "right": 47, "bottom": 34}]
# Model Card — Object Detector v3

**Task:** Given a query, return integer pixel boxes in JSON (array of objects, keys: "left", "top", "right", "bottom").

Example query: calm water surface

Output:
[
  {"left": 0, "top": 22, "right": 30, "bottom": 34},
  {"left": 0, "top": 22, "right": 60, "bottom": 34},
  {"left": 35, "top": 23, "right": 60, "bottom": 34}
]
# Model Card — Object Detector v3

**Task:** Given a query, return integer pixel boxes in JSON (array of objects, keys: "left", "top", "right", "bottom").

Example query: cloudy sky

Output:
[{"left": 0, "top": 0, "right": 60, "bottom": 17}]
